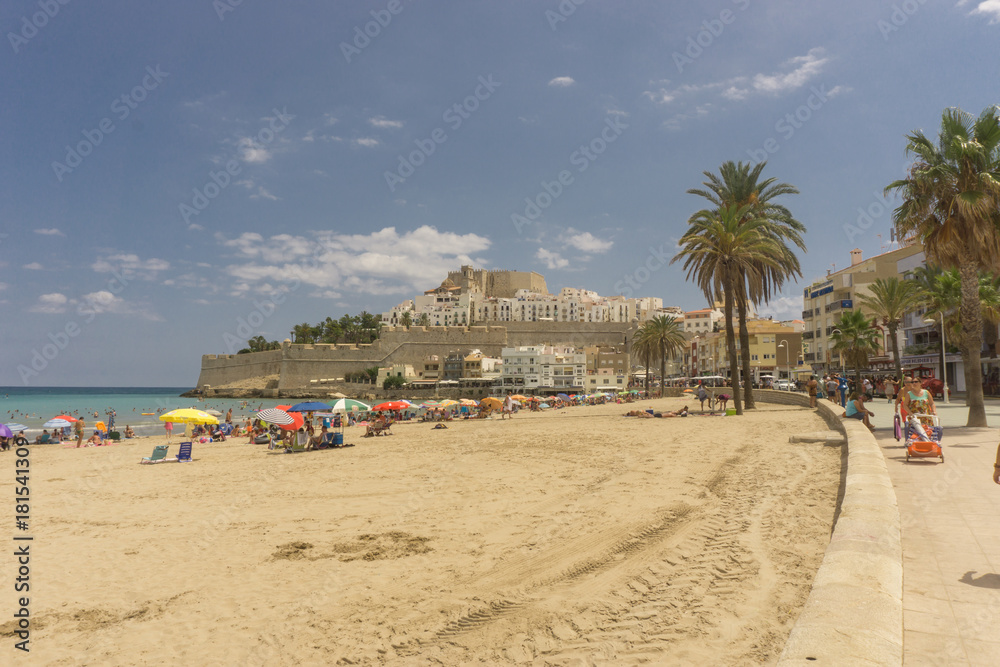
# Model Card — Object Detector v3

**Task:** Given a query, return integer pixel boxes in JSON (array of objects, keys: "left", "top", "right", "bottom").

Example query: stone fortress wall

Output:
[
  {"left": 195, "top": 321, "right": 634, "bottom": 392},
  {"left": 445, "top": 265, "right": 547, "bottom": 299}
]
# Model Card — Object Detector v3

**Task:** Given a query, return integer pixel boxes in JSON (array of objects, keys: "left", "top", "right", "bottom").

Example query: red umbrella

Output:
[
  {"left": 372, "top": 401, "right": 410, "bottom": 411},
  {"left": 275, "top": 404, "right": 292, "bottom": 411},
  {"left": 54, "top": 414, "right": 78, "bottom": 422},
  {"left": 278, "top": 412, "right": 305, "bottom": 431}
]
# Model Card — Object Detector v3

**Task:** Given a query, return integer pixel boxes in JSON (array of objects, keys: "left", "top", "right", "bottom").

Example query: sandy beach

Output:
[{"left": 3, "top": 398, "right": 841, "bottom": 666}]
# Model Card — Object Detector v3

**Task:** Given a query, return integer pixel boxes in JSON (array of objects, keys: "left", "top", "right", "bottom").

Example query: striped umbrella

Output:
[
  {"left": 43, "top": 418, "right": 73, "bottom": 429},
  {"left": 3, "top": 423, "right": 28, "bottom": 435},
  {"left": 254, "top": 408, "right": 295, "bottom": 426},
  {"left": 329, "top": 398, "right": 371, "bottom": 413}
]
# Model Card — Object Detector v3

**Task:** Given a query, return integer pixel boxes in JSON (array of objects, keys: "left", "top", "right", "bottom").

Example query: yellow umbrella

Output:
[
  {"left": 438, "top": 399, "right": 459, "bottom": 407},
  {"left": 480, "top": 397, "right": 503, "bottom": 410},
  {"left": 158, "top": 408, "right": 219, "bottom": 425}
]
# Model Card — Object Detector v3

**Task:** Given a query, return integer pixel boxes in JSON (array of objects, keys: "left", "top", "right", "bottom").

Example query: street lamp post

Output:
[
  {"left": 923, "top": 313, "right": 950, "bottom": 405},
  {"left": 778, "top": 341, "right": 788, "bottom": 389}
]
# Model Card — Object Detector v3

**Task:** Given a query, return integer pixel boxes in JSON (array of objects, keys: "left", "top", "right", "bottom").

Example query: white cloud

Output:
[
  {"left": 755, "top": 295, "right": 803, "bottom": 322},
  {"left": 237, "top": 137, "right": 271, "bottom": 163},
  {"left": 324, "top": 113, "right": 338, "bottom": 125},
  {"left": 369, "top": 116, "right": 404, "bottom": 129},
  {"left": 250, "top": 186, "right": 279, "bottom": 201},
  {"left": 564, "top": 230, "right": 613, "bottom": 254},
  {"left": 23, "top": 262, "right": 44, "bottom": 270},
  {"left": 353, "top": 137, "right": 380, "bottom": 148},
  {"left": 220, "top": 226, "right": 491, "bottom": 296},
  {"left": 726, "top": 48, "right": 830, "bottom": 99},
  {"left": 34, "top": 228, "right": 65, "bottom": 236},
  {"left": 548, "top": 76, "right": 576, "bottom": 87},
  {"left": 963, "top": 0, "right": 1000, "bottom": 22},
  {"left": 78, "top": 291, "right": 163, "bottom": 321},
  {"left": 91, "top": 253, "right": 170, "bottom": 280},
  {"left": 536, "top": 248, "right": 569, "bottom": 270},
  {"left": 28, "top": 293, "right": 68, "bottom": 313}
]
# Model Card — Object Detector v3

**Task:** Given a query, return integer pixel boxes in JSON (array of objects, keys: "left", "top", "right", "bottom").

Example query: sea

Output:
[{"left": 1, "top": 387, "right": 271, "bottom": 437}]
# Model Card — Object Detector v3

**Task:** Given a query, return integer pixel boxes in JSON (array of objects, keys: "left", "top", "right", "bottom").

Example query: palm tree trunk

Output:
[
  {"left": 659, "top": 347, "right": 667, "bottom": 399},
  {"left": 644, "top": 350, "right": 651, "bottom": 396},
  {"left": 724, "top": 271, "right": 743, "bottom": 414},
  {"left": 959, "top": 257, "right": 987, "bottom": 426},
  {"left": 890, "top": 323, "right": 904, "bottom": 384},
  {"left": 736, "top": 281, "right": 754, "bottom": 408}
]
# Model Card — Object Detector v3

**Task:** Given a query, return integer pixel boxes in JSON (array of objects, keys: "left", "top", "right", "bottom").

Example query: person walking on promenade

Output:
[
  {"left": 807, "top": 376, "right": 818, "bottom": 408},
  {"left": 825, "top": 375, "right": 838, "bottom": 404},
  {"left": 837, "top": 375, "right": 849, "bottom": 407}
]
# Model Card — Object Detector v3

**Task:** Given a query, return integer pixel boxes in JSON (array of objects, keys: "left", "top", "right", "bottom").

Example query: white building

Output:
[{"left": 498, "top": 346, "right": 586, "bottom": 391}]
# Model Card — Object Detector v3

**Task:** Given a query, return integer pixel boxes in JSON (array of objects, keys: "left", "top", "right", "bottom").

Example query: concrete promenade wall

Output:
[{"left": 760, "top": 390, "right": 903, "bottom": 666}]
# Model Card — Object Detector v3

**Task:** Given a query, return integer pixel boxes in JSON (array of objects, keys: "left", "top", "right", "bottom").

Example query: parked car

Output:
[{"left": 775, "top": 379, "right": 793, "bottom": 391}]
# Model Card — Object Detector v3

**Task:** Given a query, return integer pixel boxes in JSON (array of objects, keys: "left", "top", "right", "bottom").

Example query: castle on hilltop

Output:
[{"left": 441, "top": 265, "right": 548, "bottom": 299}]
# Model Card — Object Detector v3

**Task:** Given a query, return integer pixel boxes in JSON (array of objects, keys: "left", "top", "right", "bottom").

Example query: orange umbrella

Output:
[{"left": 278, "top": 412, "right": 305, "bottom": 431}]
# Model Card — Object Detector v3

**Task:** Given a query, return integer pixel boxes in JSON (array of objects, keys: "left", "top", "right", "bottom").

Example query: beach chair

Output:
[
  {"left": 171, "top": 442, "right": 193, "bottom": 462},
  {"left": 140, "top": 445, "right": 170, "bottom": 464},
  {"left": 107, "top": 431, "right": 121, "bottom": 443}
]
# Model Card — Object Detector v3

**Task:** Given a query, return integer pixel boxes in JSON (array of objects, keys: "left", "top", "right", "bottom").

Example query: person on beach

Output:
[
  {"left": 807, "top": 376, "right": 818, "bottom": 408},
  {"left": 502, "top": 392, "right": 514, "bottom": 419},
  {"left": 844, "top": 391, "right": 875, "bottom": 431},
  {"left": 901, "top": 377, "right": 936, "bottom": 427},
  {"left": 225, "top": 408, "right": 233, "bottom": 424},
  {"left": 716, "top": 393, "right": 731, "bottom": 412},
  {"left": 124, "top": 425, "right": 135, "bottom": 439},
  {"left": 164, "top": 420, "right": 173, "bottom": 442},
  {"left": 75, "top": 418, "right": 85, "bottom": 448},
  {"left": 697, "top": 383, "right": 709, "bottom": 412}
]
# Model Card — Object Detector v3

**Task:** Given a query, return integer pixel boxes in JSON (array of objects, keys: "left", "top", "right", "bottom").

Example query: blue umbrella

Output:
[
  {"left": 3, "top": 423, "right": 28, "bottom": 435},
  {"left": 288, "top": 401, "right": 331, "bottom": 412},
  {"left": 43, "top": 418, "right": 73, "bottom": 429}
]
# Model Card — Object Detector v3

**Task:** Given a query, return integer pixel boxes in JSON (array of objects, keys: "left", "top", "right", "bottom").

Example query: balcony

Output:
[
  {"left": 802, "top": 331, "right": 814, "bottom": 340},
  {"left": 802, "top": 309, "right": 813, "bottom": 319},
  {"left": 825, "top": 299, "right": 854, "bottom": 314},
  {"left": 826, "top": 326, "right": 836, "bottom": 336},
  {"left": 804, "top": 353, "right": 816, "bottom": 362}
]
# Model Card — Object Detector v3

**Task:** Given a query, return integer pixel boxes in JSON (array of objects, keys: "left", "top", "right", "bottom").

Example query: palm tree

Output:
[
  {"left": 886, "top": 106, "right": 1000, "bottom": 427},
  {"left": 688, "top": 161, "right": 805, "bottom": 408},
  {"left": 673, "top": 203, "right": 786, "bottom": 415},
  {"left": 635, "top": 316, "right": 686, "bottom": 396},
  {"left": 830, "top": 310, "right": 882, "bottom": 391},
  {"left": 631, "top": 327, "right": 655, "bottom": 395},
  {"left": 417, "top": 312, "right": 430, "bottom": 327},
  {"left": 399, "top": 311, "right": 413, "bottom": 328},
  {"left": 857, "top": 277, "right": 924, "bottom": 382}
]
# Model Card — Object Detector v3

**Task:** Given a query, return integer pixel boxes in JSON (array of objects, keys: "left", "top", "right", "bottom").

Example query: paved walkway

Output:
[{"left": 863, "top": 399, "right": 1000, "bottom": 665}]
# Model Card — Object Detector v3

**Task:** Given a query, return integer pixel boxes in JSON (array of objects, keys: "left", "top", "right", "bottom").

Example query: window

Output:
[{"left": 751, "top": 354, "right": 758, "bottom": 361}]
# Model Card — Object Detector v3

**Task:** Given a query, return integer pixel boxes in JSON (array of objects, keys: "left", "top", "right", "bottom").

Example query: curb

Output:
[{"left": 755, "top": 391, "right": 903, "bottom": 666}]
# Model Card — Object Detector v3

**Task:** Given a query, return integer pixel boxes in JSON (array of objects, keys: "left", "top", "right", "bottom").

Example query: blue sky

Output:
[{"left": 2, "top": 0, "right": 999, "bottom": 386}]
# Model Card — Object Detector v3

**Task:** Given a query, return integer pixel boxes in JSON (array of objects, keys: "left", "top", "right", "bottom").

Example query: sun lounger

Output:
[
  {"left": 140, "top": 445, "right": 170, "bottom": 464},
  {"left": 107, "top": 431, "right": 121, "bottom": 443}
]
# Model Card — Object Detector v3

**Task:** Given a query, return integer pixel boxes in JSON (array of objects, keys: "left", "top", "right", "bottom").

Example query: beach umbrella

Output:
[
  {"left": 330, "top": 398, "right": 371, "bottom": 413},
  {"left": 158, "top": 409, "right": 219, "bottom": 425},
  {"left": 279, "top": 412, "right": 305, "bottom": 431},
  {"left": 682, "top": 389, "right": 694, "bottom": 393},
  {"left": 54, "top": 414, "right": 78, "bottom": 422},
  {"left": 43, "top": 418, "right": 72, "bottom": 429},
  {"left": 274, "top": 405, "right": 292, "bottom": 411},
  {"left": 438, "top": 399, "right": 459, "bottom": 407},
  {"left": 3, "top": 423, "right": 28, "bottom": 434},
  {"left": 556, "top": 393, "right": 571, "bottom": 402},
  {"left": 203, "top": 409, "right": 224, "bottom": 417},
  {"left": 0, "top": 424, "right": 13, "bottom": 438},
  {"left": 372, "top": 401, "right": 410, "bottom": 411},
  {"left": 288, "top": 401, "right": 331, "bottom": 412},
  {"left": 510, "top": 394, "right": 529, "bottom": 400},
  {"left": 539, "top": 402, "right": 551, "bottom": 409},
  {"left": 479, "top": 397, "right": 503, "bottom": 410},
  {"left": 254, "top": 408, "right": 295, "bottom": 426},
  {"left": 459, "top": 398, "right": 478, "bottom": 406}
]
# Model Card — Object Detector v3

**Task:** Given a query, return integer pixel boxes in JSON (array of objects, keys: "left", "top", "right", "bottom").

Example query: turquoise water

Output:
[{"left": 1, "top": 387, "right": 271, "bottom": 437}]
